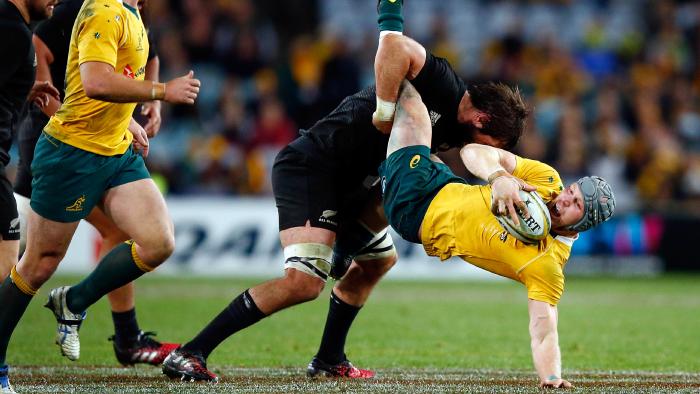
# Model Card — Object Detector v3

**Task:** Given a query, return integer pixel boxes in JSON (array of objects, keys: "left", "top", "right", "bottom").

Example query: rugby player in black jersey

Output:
[
  {"left": 163, "top": 0, "right": 529, "bottom": 382},
  {"left": 10, "top": 0, "right": 178, "bottom": 368},
  {"left": 0, "top": 0, "right": 58, "bottom": 391}
]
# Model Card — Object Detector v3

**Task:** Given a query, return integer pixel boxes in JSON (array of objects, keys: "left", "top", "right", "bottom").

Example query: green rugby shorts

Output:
[
  {"left": 30, "top": 132, "right": 150, "bottom": 223},
  {"left": 378, "top": 145, "right": 465, "bottom": 243}
]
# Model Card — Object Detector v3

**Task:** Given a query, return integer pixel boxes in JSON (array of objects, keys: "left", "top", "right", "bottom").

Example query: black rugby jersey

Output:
[
  {"left": 295, "top": 53, "right": 468, "bottom": 179},
  {"left": 0, "top": 0, "right": 34, "bottom": 166}
]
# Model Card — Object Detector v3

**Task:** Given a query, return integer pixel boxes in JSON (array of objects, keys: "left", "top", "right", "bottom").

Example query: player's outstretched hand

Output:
[
  {"left": 164, "top": 70, "right": 201, "bottom": 105},
  {"left": 540, "top": 377, "right": 573, "bottom": 389},
  {"left": 130, "top": 121, "right": 149, "bottom": 158},
  {"left": 28, "top": 80, "right": 60, "bottom": 108},
  {"left": 490, "top": 174, "right": 536, "bottom": 225},
  {"left": 141, "top": 100, "right": 162, "bottom": 137}
]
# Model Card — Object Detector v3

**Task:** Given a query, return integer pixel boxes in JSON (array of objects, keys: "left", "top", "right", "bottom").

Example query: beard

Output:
[
  {"left": 432, "top": 122, "right": 480, "bottom": 152},
  {"left": 27, "top": 0, "right": 53, "bottom": 21}
]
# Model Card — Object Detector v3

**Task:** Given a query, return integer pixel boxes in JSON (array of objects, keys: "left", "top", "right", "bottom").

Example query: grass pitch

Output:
[{"left": 6, "top": 274, "right": 700, "bottom": 392}]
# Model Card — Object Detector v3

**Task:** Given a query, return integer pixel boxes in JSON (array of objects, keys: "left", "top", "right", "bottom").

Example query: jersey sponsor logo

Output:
[
  {"left": 429, "top": 110, "right": 442, "bottom": 126},
  {"left": 66, "top": 195, "right": 86, "bottom": 212},
  {"left": 94, "top": 32, "right": 101, "bottom": 39},
  {"left": 499, "top": 230, "right": 508, "bottom": 242},
  {"left": 123, "top": 64, "right": 135, "bottom": 79},
  {"left": 124, "top": 65, "right": 146, "bottom": 79},
  {"left": 318, "top": 210, "right": 338, "bottom": 226},
  {"left": 409, "top": 155, "right": 421, "bottom": 169}
]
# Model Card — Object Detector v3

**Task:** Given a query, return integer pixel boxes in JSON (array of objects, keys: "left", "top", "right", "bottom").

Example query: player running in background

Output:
[
  {"left": 0, "top": 0, "right": 59, "bottom": 391},
  {"left": 162, "top": 0, "right": 529, "bottom": 382},
  {"left": 380, "top": 81, "right": 615, "bottom": 388},
  {"left": 0, "top": 0, "right": 200, "bottom": 390},
  {"left": 12, "top": 0, "right": 178, "bottom": 367}
]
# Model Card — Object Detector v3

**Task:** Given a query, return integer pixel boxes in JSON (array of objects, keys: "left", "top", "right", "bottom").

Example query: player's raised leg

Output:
[
  {"left": 386, "top": 81, "right": 432, "bottom": 156},
  {"left": 63, "top": 178, "right": 174, "bottom": 318},
  {"left": 86, "top": 208, "right": 179, "bottom": 366}
]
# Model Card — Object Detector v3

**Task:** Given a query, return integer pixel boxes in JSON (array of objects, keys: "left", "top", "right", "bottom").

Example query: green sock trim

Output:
[{"left": 378, "top": 0, "right": 404, "bottom": 32}]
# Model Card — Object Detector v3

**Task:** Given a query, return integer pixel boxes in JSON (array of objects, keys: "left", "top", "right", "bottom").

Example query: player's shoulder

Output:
[
  {"left": 514, "top": 156, "right": 563, "bottom": 191},
  {"left": 78, "top": 0, "right": 127, "bottom": 21},
  {"left": 514, "top": 155, "right": 559, "bottom": 176},
  {"left": 0, "top": 16, "right": 32, "bottom": 52}
]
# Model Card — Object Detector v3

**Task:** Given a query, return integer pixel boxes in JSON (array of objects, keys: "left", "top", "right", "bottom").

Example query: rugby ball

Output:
[{"left": 494, "top": 190, "right": 551, "bottom": 244}]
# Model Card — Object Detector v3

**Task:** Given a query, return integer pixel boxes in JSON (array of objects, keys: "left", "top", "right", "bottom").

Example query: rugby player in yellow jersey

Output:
[
  {"left": 379, "top": 81, "right": 615, "bottom": 389},
  {"left": 0, "top": 0, "right": 200, "bottom": 386}
]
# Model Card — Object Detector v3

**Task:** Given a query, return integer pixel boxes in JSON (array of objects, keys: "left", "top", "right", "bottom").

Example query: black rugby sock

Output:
[
  {"left": 182, "top": 289, "right": 266, "bottom": 359},
  {"left": 67, "top": 242, "right": 147, "bottom": 314},
  {"left": 112, "top": 308, "right": 141, "bottom": 347},
  {"left": 0, "top": 275, "right": 34, "bottom": 366},
  {"left": 315, "top": 290, "right": 361, "bottom": 365}
]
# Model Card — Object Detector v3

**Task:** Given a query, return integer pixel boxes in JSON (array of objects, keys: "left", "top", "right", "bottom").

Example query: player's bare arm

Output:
[
  {"left": 80, "top": 61, "right": 200, "bottom": 104},
  {"left": 528, "top": 299, "right": 573, "bottom": 389},
  {"left": 141, "top": 55, "right": 161, "bottom": 137},
  {"left": 459, "top": 144, "right": 535, "bottom": 224},
  {"left": 30, "top": 34, "right": 61, "bottom": 114},
  {"left": 373, "top": 34, "right": 426, "bottom": 133}
]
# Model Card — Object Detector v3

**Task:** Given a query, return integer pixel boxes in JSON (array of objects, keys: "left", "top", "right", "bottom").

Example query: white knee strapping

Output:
[
  {"left": 13, "top": 193, "right": 30, "bottom": 255},
  {"left": 354, "top": 227, "right": 397, "bottom": 261},
  {"left": 283, "top": 243, "right": 334, "bottom": 281}
]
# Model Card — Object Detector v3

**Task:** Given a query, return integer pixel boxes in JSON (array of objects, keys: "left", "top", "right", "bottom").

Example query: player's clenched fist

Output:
[{"left": 163, "top": 70, "right": 201, "bottom": 105}]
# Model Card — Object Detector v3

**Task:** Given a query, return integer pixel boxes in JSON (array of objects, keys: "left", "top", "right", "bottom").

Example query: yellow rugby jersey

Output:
[
  {"left": 421, "top": 157, "right": 575, "bottom": 305},
  {"left": 45, "top": 0, "right": 148, "bottom": 155}
]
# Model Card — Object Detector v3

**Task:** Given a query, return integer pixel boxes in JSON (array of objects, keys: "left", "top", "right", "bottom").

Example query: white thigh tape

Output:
[
  {"left": 355, "top": 228, "right": 397, "bottom": 261},
  {"left": 283, "top": 243, "right": 333, "bottom": 281}
]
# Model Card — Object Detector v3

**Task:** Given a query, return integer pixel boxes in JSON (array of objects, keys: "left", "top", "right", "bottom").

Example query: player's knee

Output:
[
  {"left": 353, "top": 228, "right": 397, "bottom": 279},
  {"left": 398, "top": 81, "right": 426, "bottom": 111},
  {"left": 358, "top": 253, "right": 397, "bottom": 280},
  {"left": 283, "top": 268, "right": 325, "bottom": 302},
  {"left": 141, "top": 232, "right": 175, "bottom": 266},
  {"left": 281, "top": 242, "right": 333, "bottom": 302},
  {"left": 154, "top": 235, "right": 175, "bottom": 263},
  {"left": 21, "top": 252, "right": 63, "bottom": 287}
]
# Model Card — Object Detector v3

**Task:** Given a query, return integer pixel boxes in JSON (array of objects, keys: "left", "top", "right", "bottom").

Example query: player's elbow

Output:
[
  {"left": 378, "top": 35, "right": 425, "bottom": 78},
  {"left": 82, "top": 79, "right": 107, "bottom": 100}
]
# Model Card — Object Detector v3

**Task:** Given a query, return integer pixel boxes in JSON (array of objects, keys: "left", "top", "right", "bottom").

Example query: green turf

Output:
[{"left": 6, "top": 274, "right": 700, "bottom": 376}]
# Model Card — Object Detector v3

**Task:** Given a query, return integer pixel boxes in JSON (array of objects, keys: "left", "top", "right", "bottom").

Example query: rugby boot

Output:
[
  {"left": 110, "top": 331, "right": 179, "bottom": 366},
  {"left": 0, "top": 366, "right": 16, "bottom": 394},
  {"left": 307, "top": 356, "right": 375, "bottom": 379},
  {"left": 44, "top": 286, "right": 86, "bottom": 361},
  {"left": 162, "top": 348, "right": 218, "bottom": 382}
]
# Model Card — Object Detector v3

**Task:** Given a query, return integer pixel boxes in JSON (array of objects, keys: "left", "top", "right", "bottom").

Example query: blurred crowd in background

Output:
[{"left": 21, "top": 0, "right": 700, "bottom": 213}]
